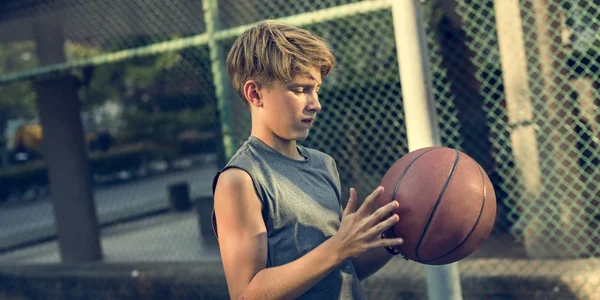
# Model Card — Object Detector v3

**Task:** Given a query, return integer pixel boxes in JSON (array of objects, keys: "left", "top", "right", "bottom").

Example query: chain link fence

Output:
[{"left": 0, "top": 0, "right": 598, "bottom": 298}]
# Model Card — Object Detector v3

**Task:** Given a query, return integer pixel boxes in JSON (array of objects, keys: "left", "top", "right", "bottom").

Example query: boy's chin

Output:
[
  {"left": 293, "top": 131, "right": 310, "bottom": 141},
  {"left": 280, "top": 128, "right": 311, "bottom": 141},
  {"left": 286, "top": 134, "right": 307, "bottom": 141}
]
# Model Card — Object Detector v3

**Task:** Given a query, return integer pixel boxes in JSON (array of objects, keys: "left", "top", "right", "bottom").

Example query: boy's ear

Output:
[{"left": 243, "top": 80, "right": 263, "bottom": 108}]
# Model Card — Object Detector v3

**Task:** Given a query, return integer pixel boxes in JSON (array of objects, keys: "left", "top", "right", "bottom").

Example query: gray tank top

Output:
[{"left": 211, "top": 136, "right": 366, "bottom": 299}]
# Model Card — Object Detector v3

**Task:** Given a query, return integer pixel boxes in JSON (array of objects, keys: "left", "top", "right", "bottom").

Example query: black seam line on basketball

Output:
[
  {"left": 391, "top": 147, "right": 442, "bottom": 203},
  {"left": 422, "top": 162, "right": 488, "bottom": 263},
  {"left": 390, "top": 147, "right": 441, "bottom": 229},
  {"left": 415, "top": 150, "right": 460, "bottom": 263},
  {"left": 389, "top": 147, "right": 441, "bottom": 260}
]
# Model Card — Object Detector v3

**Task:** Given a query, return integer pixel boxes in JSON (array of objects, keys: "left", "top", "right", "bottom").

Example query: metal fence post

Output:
[
  {"left": 202, "top": 0, "right": 236, "bottom": 169},
  {"left": 32, "top": 14, "right": 103, "bottom": 263},
  {"left": 391, "top": 1, "right": 463, "bottom": 299}
]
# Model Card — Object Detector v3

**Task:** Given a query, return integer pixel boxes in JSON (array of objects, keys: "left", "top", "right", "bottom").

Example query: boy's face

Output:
[{"left": 250, "top": 67, "right": 322, "bottom": 141}]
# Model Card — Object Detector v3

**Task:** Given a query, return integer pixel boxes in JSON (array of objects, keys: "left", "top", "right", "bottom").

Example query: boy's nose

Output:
[{"left": 307, "top": 95, "right": 321, "bottom": 112}]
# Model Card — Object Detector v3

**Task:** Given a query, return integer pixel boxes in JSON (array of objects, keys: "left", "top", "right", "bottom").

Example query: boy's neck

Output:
[{"left": 250, "top": 131, "right": 304, "bottom": 161}]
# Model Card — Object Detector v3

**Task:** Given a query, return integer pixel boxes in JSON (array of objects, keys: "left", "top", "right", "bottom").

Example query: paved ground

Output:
[
  {"left": 0, "top": 209, "right": 220, "bottom": 264},
  {"left": 0, "top": 159, "right": 219, "bottom": 251}
]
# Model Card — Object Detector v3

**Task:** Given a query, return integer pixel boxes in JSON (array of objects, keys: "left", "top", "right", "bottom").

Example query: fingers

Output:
[
  {"left": 342, "top": 187, "right": 358, "bottom": 217},
  {"left": 369, "top": 212, "right": 400, "bottom": 236},
  {"left": 377, "top": 235, "right": 404, "bottom": 248},
  {"left": 373, "top": 214, "right": 404, "bottom": 248},
  {"left": 356, "top": 186, "right": 384, "bottom": 216},
  {"left": 369, "top": 200, "right": 399, "bottom": 226}
]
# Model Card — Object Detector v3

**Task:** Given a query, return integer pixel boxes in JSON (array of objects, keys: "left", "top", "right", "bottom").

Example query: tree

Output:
[{"left": 0, "top": 41, "right": 37, "bottom": 158}]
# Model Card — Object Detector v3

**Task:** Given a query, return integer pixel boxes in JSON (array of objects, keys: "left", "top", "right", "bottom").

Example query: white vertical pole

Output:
[{"left": 391, "top": 1, "right": 463, "bottom": 299}]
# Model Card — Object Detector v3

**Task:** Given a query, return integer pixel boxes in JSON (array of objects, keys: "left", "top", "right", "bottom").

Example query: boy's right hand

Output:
[{"left": 331, "top": 186, "right": 404, "bottom": 260}]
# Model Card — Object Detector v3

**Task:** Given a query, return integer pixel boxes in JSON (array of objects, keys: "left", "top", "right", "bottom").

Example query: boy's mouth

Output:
[{"left": 302, "top": 118, "right": 314, "bottom": 125}]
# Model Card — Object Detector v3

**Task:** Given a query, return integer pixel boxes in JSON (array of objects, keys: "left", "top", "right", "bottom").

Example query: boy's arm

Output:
[
  {"left": 351, "top": 247, "right": 394, "bottom": 281},
  {"left": 330, "top": 158, "right": 395, "bottom": 281},
  {"left": 214, "top": 168, "right": 346, "bottom": 300}
]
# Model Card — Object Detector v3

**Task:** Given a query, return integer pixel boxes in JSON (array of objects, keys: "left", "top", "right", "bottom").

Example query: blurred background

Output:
[{"left": 0, "top": 0, "right": 598, "bottom": 299}]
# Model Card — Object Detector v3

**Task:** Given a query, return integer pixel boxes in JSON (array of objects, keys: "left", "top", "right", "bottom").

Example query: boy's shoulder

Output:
[{"left": 221, "top": 137, "right": 339, "bottom": 174}]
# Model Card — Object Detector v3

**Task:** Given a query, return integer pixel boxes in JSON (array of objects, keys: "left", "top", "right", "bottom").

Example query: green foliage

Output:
[
  {"left": 0, "top": 41, "right": 38, "bottom": 143},
  {"left": 69, "top": 37, "right": 218, "bottom": 151},
  {"left": 0, "top": 80, "right": 36, "bottom": 120},
  {"left": 117, "top": 106, "right": 218, "bottom": 145},
  {"left": 69, "top": 35, "right": 190, "bottom": 114}
]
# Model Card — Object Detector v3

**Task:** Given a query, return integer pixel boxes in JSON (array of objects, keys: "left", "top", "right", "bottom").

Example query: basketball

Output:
[{"left": 377, "top": 146, "right": 496, "bottom": 265}]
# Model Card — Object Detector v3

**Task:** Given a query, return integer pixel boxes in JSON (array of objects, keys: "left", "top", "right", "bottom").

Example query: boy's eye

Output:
[{"left": 291, "top": 85, "right": 320, "bottom": 94}]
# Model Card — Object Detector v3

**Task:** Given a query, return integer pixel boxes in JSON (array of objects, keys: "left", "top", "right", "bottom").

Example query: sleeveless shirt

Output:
[{"left": 211, "top": 136, "right": 366, "bottom": 299}]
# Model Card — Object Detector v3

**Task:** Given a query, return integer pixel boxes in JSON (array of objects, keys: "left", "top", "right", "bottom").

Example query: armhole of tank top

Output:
[
  {"left": 329, "top": 156, "right": 344, "bottom": 210},
  {"left": 211, "top": 165, "right": 266, "bottom": 241}
]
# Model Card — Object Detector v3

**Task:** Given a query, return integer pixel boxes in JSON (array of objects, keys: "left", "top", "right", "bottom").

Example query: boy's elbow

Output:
[
  {"left": 233, "top": 283, "right": 256, "bottom": 300},
  {"left": 230, "top": 289, "right": 247, "bottom": 300},
  {"left": 235, "top": 289, "right": 256, "bottom": 300}
]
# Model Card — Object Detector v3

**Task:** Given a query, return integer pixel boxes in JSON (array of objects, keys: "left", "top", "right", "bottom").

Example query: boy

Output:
[{"left": 211, "top": 20, "right": 404, "bottom": 299}]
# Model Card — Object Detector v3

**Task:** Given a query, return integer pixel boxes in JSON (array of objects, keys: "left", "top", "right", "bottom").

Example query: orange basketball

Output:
[{"left": 377, "top": 146, "right": 496, "bottom": 265}]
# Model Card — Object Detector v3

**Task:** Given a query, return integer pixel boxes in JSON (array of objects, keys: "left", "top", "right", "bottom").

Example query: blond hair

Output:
[{"left": 226, "top": 20, "right": 335, "bottom": 106}]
